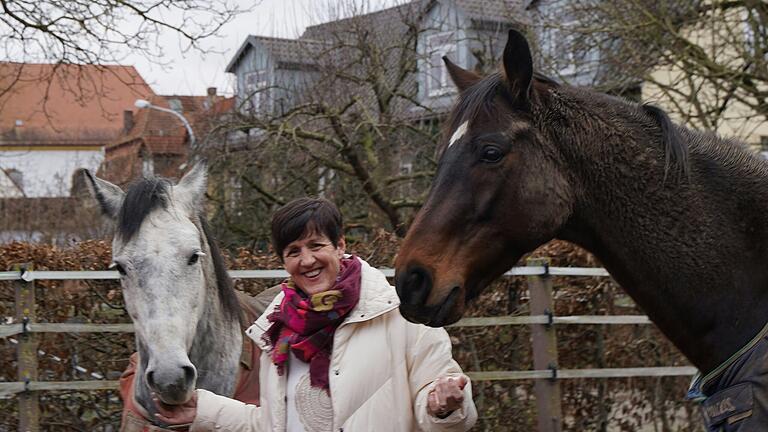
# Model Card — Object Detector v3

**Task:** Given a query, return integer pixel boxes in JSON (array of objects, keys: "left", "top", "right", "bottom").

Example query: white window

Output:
[
  {"left": 317, "top": 167, "right": 335, "bottom": 198},
  {"left": 426, "top": 32, "right": 458, "bottom": 97},
  {"left": 543, "top": 23, "right": 578, "bottom": 76},
  {"left": 743, "top": 9, "right": 766, "bottom": 59},
  {"left": 168, "top": 98, "right": 183, "bottom": 113},
  {"left": 141, "top": 152, "right": 154, "bottom": 177},
  {"left": 400, "top": 161, "right": 413, "bottom": 175},
  {"left": 227, "top": 175, "right": 242, "bottom": 213},
  {"left": 244, "top": 70, "right": 269, "bottom": 112}
]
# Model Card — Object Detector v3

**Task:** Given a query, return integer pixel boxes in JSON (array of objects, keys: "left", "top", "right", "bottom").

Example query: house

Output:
[
  {"left": 0, "top": 63, "right": 155, "bottom": 197},
  {"left": 221, "top": 0, "right": 530, "bottom": 184},
  {"left": 0, "top": 63, "right": 156, "bottom": 243},
  {"left": 225, "top": 37, "right": 325, "bottom": 116},
  {"left": 99, "top": 88, "right": 233, "bottom": 187},
  {"left": 415, "top": 0, "right": 528, "bottom": 110},
  {"left": 212, "top": 0, "right": 537, "bottom": 236},
  {"left": 226, "top": 0, "right": 529, "bottom": 119}
]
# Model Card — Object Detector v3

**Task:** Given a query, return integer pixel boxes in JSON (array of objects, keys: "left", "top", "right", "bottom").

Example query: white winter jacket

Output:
[{"left": 191, "top": 257, "right": 477, "bottom": 432}]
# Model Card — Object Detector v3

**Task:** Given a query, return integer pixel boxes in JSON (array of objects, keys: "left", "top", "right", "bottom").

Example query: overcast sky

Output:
[{"left": 131, "top": 0, "right": 395, "bottom": 97}]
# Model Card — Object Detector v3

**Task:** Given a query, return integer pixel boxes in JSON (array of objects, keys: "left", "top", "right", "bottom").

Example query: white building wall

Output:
[
  {"left": 0, "top": 149, "right": 104, "bottom": 197},
  {"left": 0, "top": 171, "right": 24, "bottom": 197}
]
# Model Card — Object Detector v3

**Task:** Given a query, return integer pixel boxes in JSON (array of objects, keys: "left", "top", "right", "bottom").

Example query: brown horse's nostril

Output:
[{"left": 396, "top": 266, "right": 432, "bottom": 306}]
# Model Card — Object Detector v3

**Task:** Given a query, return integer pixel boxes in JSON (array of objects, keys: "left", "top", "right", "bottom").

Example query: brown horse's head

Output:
[{"left": 395, "top": 30, "right": 574, "bottom": 326}]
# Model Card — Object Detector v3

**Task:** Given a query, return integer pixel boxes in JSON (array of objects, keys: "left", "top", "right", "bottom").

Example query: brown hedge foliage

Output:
[{"left": 0, "top": 238, "right": 702, "bottom": 431}]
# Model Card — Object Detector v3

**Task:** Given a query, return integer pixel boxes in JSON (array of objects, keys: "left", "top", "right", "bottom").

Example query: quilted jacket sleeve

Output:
[
  {"left": 407, "top": 324, "right": 478, "bottom": 431},
  {"left": 190, "top": 389, "right": 264, "bottom": 432}
]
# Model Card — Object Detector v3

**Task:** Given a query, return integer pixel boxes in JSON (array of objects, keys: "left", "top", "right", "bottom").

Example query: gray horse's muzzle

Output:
[{"left": 145, "top": 360, "right": 197, "bottom": 405}]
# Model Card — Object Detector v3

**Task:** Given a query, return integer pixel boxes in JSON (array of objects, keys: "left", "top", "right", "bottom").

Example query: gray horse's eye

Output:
[
  {"left": 187, "top": 251, "right": 205, "bottom": 265},
  {"left": 109, "top": 262, "right": 126, "bottom": 276}
]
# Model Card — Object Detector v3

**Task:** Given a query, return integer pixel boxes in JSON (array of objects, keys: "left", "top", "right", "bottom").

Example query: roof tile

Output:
[{"left": 0, "top": 63, "right": 155, "bottom": 146}]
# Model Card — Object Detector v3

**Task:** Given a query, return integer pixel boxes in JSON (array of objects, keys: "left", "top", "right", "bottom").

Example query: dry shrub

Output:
[{"left": 0, "top": 239, "right": 702, "bottom": 431}]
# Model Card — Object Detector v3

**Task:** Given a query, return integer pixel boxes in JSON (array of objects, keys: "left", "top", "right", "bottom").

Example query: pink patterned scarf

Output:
[{"left": 263, "top": 256, "right": 361, "bottom": 392}]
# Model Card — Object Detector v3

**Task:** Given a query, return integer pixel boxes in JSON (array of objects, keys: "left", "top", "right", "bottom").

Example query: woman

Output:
[{"left": 154, "top": 198, "right": 477, "bottom": 431}]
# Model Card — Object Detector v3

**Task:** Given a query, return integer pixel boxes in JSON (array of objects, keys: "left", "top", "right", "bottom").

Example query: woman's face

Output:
[{"left": 282, "top": 231, "right": 346, "bottom": 296}]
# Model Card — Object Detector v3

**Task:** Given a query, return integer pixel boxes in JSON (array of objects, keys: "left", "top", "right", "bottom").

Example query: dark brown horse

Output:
[{"left": 394, "top": 29, "right": 768, "bottom": 425}]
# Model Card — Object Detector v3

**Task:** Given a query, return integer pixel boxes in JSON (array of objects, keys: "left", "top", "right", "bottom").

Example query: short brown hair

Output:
[{"left": 270, "top": 198, "right": 344, "bottom": 259}]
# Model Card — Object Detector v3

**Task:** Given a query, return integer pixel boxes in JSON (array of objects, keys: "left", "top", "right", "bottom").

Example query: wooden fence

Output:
[{"left": 0, "top": 260, "right": 697, "bottom": 432}]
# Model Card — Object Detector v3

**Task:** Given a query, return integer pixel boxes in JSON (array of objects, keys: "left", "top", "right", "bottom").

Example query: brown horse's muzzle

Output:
[{"left": 395, "top": 265, "right": 464, "bottom": 327}]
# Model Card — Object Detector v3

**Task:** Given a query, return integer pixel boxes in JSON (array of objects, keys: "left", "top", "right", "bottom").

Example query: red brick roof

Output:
[
  {"left": 110, "top": 94, "right": 231, "bottom": 154},
  {"left": 0, "top": 63, "right": 155, "bottom": 146},
  {"left": 101, "top": 92, "right": 234, "bottom": 186}
]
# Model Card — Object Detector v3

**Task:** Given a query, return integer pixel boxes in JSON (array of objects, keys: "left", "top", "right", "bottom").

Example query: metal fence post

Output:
[
  {"left": 527, "top": 258, "right": 562, "bottom": 432},
  {"left": 14, "top": 263, "right": 39, "bottom": 432}
]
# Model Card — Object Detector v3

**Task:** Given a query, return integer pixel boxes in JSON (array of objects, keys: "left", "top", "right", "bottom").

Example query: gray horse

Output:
[{"left": 85, "top": 165, "right": 245, "bottom": 427}]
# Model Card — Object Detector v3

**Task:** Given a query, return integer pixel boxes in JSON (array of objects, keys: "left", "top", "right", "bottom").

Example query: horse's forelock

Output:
[
  {"left": 448, "top": 73, "right": 504, "bottom": 134},
  {"left": 445, "top": 72, "right": 559, "bottom": 147},
  {"left": 117, "top": 177, "right": 173, "bottom": 242}
]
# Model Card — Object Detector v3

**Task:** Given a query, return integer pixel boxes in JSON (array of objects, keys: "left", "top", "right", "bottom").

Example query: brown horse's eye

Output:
[{"left": 480, "top": 145, "right": 504, "bottom": 163}]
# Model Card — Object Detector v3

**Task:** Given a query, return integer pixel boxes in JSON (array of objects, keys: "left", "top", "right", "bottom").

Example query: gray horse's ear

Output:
[
  {"left": 502, "top": 29, "right": 533, "bottom": 105},
  {"left": 81, "top": 169, "right": 125, "bottom": 220},
  {"left": 175, "top": 163, "right": 207, "bottom": 211},
  {"left": 443, "top": 56, "right": 481, "bottom": 92}
]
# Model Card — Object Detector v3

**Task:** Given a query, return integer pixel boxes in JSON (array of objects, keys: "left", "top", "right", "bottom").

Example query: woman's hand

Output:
[
  {"left": 427, "top": 375, "right": 468, "bottom": 418},
  {"left": 153, "top": 392, "right": 198, "bottom": 426}
]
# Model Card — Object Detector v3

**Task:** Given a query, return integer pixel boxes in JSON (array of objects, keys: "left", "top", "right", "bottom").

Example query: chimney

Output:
[
  {"left": 205, "top": 87, "right": 217, "bottom": 110},
  {"left": 13, "top": 119, "right": 23, "bottom": 140},
  {"left": 123, "top": 110, "right": 134, "bottom": 134}
]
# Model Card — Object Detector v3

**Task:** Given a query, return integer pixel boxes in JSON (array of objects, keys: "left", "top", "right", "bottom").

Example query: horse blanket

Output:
[{"left": 688, "top": 323, "right": 768, "bottom": 431}]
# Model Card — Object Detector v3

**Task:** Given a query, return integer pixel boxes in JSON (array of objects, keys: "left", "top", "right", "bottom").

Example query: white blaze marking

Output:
[{"left": 448, "top": 121, "right": 469, "bottom": 148}]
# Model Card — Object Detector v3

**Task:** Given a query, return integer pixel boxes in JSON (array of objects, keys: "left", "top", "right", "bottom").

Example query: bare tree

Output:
[
  {"left": 203, "top": 1, "right": 470, "bottom": 243},
  {"left": 533, "top": 0, "right": 767, "bottom": 139},
  {"left": 0, "top": 0, "right": 252, "bottom": 97}
]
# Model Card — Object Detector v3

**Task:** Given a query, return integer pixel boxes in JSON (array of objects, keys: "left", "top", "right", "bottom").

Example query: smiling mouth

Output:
[{"left": 303, "top": 268, "right": 322, "bottom": 278}]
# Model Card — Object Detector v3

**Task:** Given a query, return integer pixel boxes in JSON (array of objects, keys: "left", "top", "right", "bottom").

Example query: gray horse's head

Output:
[{"left": 84, "top": 165, "right": 213, "bottom": 405}]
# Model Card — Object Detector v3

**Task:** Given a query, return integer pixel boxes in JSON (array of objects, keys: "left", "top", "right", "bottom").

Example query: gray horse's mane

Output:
[{"left": 117, "top": 177, "right": 241, "bottom": 322}]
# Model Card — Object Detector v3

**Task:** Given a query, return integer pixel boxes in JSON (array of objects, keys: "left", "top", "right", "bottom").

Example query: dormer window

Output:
[{"left": 426, "top": 32, "right": 457, "bottom": 97}]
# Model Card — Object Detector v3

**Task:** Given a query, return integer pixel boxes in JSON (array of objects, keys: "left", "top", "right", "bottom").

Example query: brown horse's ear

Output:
[
  {"left": 443, "top": 56, "right": 481, "bottom": 92},
  {"left": 502, "top": 29, "right": 533, "bottom": 105}
]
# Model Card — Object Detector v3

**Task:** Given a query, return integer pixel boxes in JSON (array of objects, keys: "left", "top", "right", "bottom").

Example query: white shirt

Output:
[{"left": 286, "top": 352, "right": 333, "bottom": 432}]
